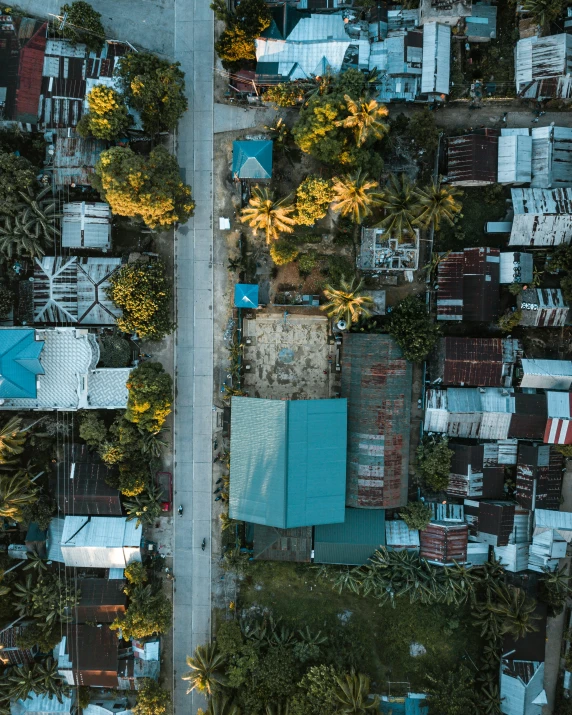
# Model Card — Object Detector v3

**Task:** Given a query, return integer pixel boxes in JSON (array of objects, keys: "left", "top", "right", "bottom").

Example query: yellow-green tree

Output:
[
  {"left": 321, "top": 277, "right": 374, "bottom": 326},
  {"left": 126, "top": 362, "right": 173, "bottom": 434},
  {"left": 335, "top": 95, "right": 389, "bottom": 147},
  {"left": 330, "top": 171, "right": 382, "bottom": 224},
  {"left": 93, "top": 146, "right": 194, "bottom": 229},
  {"left": 415, "top": 181, "right": 463, "bottom": 231},
  {"left": 76, "top": 85, "right": 131, "bottom": 140},
  {"left": 240, "top": 186, "right": 296, "bottom": 243},
  {"left": 295, "top": 176, "right": 333, "bottom": 226}
]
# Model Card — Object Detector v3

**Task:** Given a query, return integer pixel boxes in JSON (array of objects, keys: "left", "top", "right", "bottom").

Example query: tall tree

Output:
[
  {"left": 415, "top": 181, "right": 463, "bottom": 231},
  {"left": 132, "top": 678, "right": 171, "bottom": 715},
  {"left": 521, "top": 0, "right": 567, "bottom": 27},
  {"left": 125, "top": 362, "right": 173, "bottom": 433},
  {"left": 0, "top": 152, "right": 37, "bottom": 215},
  {"left": 330, "top": 171, "right": 383, "bottom": 224},
  {"left": 59, "top": 0, "right": 105, "bottom": 52},
  {"left": 183, "top": 643, "right": 226, "bottom": 696},
  {"left": 321, "top": 277, "right": 374, "bottom": 326},
  {"left": 240, "top": 187, "right": 296, "bottom": 243},
  {"left": 386, "top": 294, "right": 440, "bottom": 362},
  {"left": 123, "top": 483, "right": 163, "bottom": 527},
  {"left": 377, "top": 173, "right": 421, "bottom": 239},
  {"left": 333, "top": 672, "right": 379, "bottom": 714},
  {"left": 335, "top": 95, "right": 389, "bottom": 147},
  {"left": 76, "top": 85, "right": 131, "bottom": 140}
]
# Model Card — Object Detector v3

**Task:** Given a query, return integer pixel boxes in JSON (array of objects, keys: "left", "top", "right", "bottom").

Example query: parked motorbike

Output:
[{"left": 202, "top": 538, "right": 206, "bottom": 551}]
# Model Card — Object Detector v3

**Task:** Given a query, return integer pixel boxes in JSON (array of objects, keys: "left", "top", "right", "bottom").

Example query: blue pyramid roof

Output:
[
  {"left": 234, "top": 284, "right": 259, "bottom": 309},
  {"left": 232, "top": 141, "right": 273, "bottom": 180},
  {"left": 0, "top": 329, "right": 44, "bottom": 399}
]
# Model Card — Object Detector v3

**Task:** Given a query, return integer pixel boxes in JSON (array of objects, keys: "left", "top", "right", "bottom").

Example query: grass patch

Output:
[
  {"left": 436, "top": 184, "right": 510, "bottom": 251},
  {"left": 238, "top": 562, "right": 483, "bottom": 691}
]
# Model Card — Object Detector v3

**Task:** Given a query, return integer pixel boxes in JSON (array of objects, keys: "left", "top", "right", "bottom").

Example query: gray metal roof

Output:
[
  {"left": 499, "top": 252, "right": 533, "bottom": 284},
  {"left": 509, "top": 214, "right": 572, "bottom": 247},
  {"left": 512, "top": 187, "right": 572, "bottom": 214},
  {"left": 500, "top": 660, "right": 545, "bottom": 715},
  {"left": 11, "top": 695, "right": 74, "bottom": 715},
  {"left": 516, "top": 34, "right": 572, "bottom": 94},
  {"left": 531, "top": 126, "right": 572, "bottom": 189},
  {"left": 466, "top": 3, "right": 496, "bottom": 40},
  {"left": 385, "top": 519, "right": 419, "bottom": 548},
  {"left": 498, "top": 135, "right": 532, "bottom": 184},
  {"left": 521, "top": 359, "right": 572, "bottom": 390},
  {"left": 58, "top": 516, "right": 142, "bottom": 568},
  {"left": 62, "top": 202, "right": 111, "bottom": 250},
  {"left": 421, "top": 22, "right": 450, "bottom": 95}
]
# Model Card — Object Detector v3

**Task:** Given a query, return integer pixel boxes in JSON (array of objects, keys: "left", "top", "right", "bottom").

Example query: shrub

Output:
[
  {"left": 387, "top": 295, "right": 440, "bottom": 362},
  {"left": 79, "top": 411, "right": 107, "bottom": 449},
  {"left": 118, "top": 462, "right": 149, "bottom": 497},
  {"left": 508, "top": 282, "right": 523, "bottom": 295},
  {"left": 407, "top": 107, "right": 439, "bottom": 156},
  {"left": 133, "top": 679, "right": 171, "bottom": 715},
  {"left": 215, "top": 25, "right": 256, "bottom": 67},
  {"left": 400, "top": 501, "right": 432, "bottom": 530},
  {"left": 77, "top": 686, "right": 91, "bottom": 710},
  {"left": 295, "top": 176, "right": 333, "bottom": 226},
  {"left": 125, "top": 561, "right": 148, "bottom": 585},
  {"left": 270, "top": 239, "right": 300, "bottom": 266},
  {"left": 497, "top": 309, "right": 522, "bottom": 333},
  {"left": 326, "top": 255, "right": 355, "bottom": 286},
  {"left": 298, "top": 251, "right": 318, "bottom": 275},
  {"left": 60, "top": 1, "right": 105, "bottom": 53},
  {"left": 126, "top": 362, "right": 173, "bottom": 433},
  {"left": 0, "top": 152, "right": 37, "bottom": 215},
  {"left": 100, "top": 335, "right": 131, "bottom": 367},
  {"left": 265, "top": 83, "right": 303, "bottom": 107},
  {"left": 76, "top": 85, "right": 131, "bottom": 140},
  {"left": 416, "top": 436, "right": 453, "bottom": 492}
]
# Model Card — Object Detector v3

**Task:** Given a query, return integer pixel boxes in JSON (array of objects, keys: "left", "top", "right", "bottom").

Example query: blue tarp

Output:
[
  {"left": 234, "top": 284, "right": 259, "bottom": 308},
  {"left": 232, "top": 140, "right": 273, "bottom": 179}
]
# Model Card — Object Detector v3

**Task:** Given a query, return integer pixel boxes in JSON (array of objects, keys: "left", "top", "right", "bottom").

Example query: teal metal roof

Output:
[
  {"left": 314, "top": 508, "right": 386, "bottom": 565},
  {"left": 232, "top": 141, "right": 273, "bottom": 180},
  {"left": 379, "top": 695, "right": 428, "bottom": 715},
  {"left": 0, "top": 329, "right": 44, "bottom": 399},
  {"left": 234, "top": 284, "right": 259, "bottom": 308},
  {"left": 229, "top": 397, "right": 347, "bottom": 528}
]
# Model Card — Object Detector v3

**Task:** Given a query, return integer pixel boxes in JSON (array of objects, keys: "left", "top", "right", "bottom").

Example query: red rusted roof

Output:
[
  {"left": 14, "top": 22, "right": 46, "bottom": 120},
  {"left": 440, "top": 337, "right": 504, "bottom": 386},
  {"left": 516, "top": 443, "right": 562, "bottom": 510},
  {"left": 419, "top": 522, "right": 468, "bottom": 564},
  {"left": 447, "top": 130, "right": 500, "bottom": 184},
  {"left": 437, "top": 248, "right": 500, "bottom": 322}
]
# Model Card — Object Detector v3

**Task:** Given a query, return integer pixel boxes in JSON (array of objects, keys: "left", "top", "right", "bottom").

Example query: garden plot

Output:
[{"left": 242, "top": 312, "right": 332, "bottom": 400}]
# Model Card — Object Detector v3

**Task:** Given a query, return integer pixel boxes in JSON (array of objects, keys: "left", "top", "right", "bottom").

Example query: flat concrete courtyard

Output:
[{"left": 242, "top": 313, "right": 332, "bottom": 400}]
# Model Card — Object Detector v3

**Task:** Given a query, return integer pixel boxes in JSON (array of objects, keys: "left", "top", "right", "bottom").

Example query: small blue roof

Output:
[
  {"left": 229, "top": 397, "right": 348, "bottom": 528},
  {"left": 232, "top": 140, "right": 273, "bottom": 179},
  {"left": 379, "top": 695, "right": 428, "bottom": 715},
  {"left": 0, "top": 329, "right": 44, "bottom": 399},
  {"left": 234, "top": 284, "right": 259, "bottom": 309}
]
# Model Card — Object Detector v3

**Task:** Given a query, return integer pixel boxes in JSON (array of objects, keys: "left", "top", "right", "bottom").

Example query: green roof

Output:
[
  {"left": 229, "top": 397, "right": 347, "bottom": 528},
  {"left": 232, "top": 141, "right": 273, "bottom": 180},
  {"left": 313, "top": 508, "right": 386, "bottom": 565},
  {"left": 0, "top": 329, "right": 44, "bottom": 399}
]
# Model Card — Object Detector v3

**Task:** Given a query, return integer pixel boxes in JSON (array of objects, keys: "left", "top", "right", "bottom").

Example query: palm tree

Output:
[
  {"left": 522, "top": 0, "right": 565, "bottom": 27},
  {"left": 321, "top": 277, "right": 374, "bottom": 326},
  {"left": 489, "top": 585, "right": 540, "bottom": 640},
  {"left": 182, "top": 643, "right": 226, "bottom": 696},
  {"left": 33, "top": 657, "right": 66, "bottom": 700},
  {"left": 123, "top": 484, "right": 163, "bottom": 527},
  {"left": 0, "top": 472, "right": 38, "bottom": 522},
  {"left": 206, "top": 695, "right": 241, "bottom": 715},
  {"left": 415, "top": 181, "right": 463, "bottom": 231},
  {"left": 5, "top": 663, "right": 42, "bottom": 701},
  {"left": 377, "top": 173, "right": 422, "bottom": 240},
  {"left": 335, "top": 95, "right": 389, "bottom": 146},
  {"left": 330, "top": 171, "right": 383, "bottom": 225},
  {"left": 333, "top": 672, "right": 380, "bottom": 714},
  {"left": 17, "top": 185, "right": 60, "bottom": 239},
  {"left": 0, "top": 186, "right": 59, "bottom": 260},
  {"left": 331, "top": 567, "right": 362, "bottom": 595},
  {"left": 0, "top": 416, "right": 27, "bottom": 468},
  {"left": 240, "top": 187, "right": 296, "bottom": 243}
]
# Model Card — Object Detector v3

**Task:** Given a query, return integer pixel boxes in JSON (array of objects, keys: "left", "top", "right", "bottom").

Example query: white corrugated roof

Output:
[
  {"left": 522, "top": 359, "right": 572, "bottom": 378},
  {"left": 421, "top": 22, "right": 451, "bottom": 95},
  {"left": 535, "top": 508, "right": 572, "bottom": 532},
  {"left": 512, "top": 187, "right": 572, "bottom": 214},
  {"left": 59, "top": 516, "right": 142, "bottom": 568},
  {"left": 500, "top": 660, "right": 544, "bottom": 715},
  {"left": 498, "top": 135, "right": 532, "bottom": 184},
  {"left": 385, "top": 520, "right": 419, "bottom": 548},
  {"left": 547, "top": 391, "right": 572, "bottom": 418},
  {"left": 11, "top": 695, "right": 74, "bottom": 715},
  {"left": 62, "top": 202, "right": 111, "bottom": 250},
  {"left": 509, "top": 214, "right": 572, "bottom": 247},
  {"left": 288, "top": 13, "right": 348, "bottom": 41}
]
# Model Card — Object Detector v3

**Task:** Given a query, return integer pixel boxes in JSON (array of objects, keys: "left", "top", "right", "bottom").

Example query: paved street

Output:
[{"left": 172, "top": 0, "right": 214, "bottom": 713}]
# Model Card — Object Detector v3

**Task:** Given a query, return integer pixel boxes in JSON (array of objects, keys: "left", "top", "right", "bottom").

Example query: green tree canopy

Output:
[
  {"left": 0, "top": 152, "right": 37, "bottom": 215},
  {"left": 133, "top": 679, "right": 172, "bottom": 715},
  {"left": 115, "top": 53, "right": 187, "bottom": 134},
  {"left": 212, "top": 0, "right": 270, "bottom": 68},
  {"left": 76, "top": 85, "right": 131, "bottom": 140},
  {"left": 126, "top": 362, "right": 173, "bottom": 433},
  {"left": 386, "top": 295, "right": 440, "bottom": 362},
  {"left": 400, "top": 501, "right": 432, "bottom": 531},
  {"left": 290, "top": 665, "right": 340, "bottom": 715},
  {"left": 60, "top": 1, "right": 105, "bottom": 52},
  {"left": 416, "top": 435, "right": 453, "bottom": 492},
  {"left": 79, "top": 410, "right": 107, "bottom": 449},
  {"left": 93, "top": 146, "right": 194, "bottom": 229},
  {"left": 424, "top": 666, "right": 479, "bottom": 715},
  {"left": 264, "top": 83, "right": 304, "bottom": 108},
  {"left": 270, "top": 238, "right": 300, "bottom": 265},
  {"left": 111, "top": 582, "right": 172, "bottom": 640}
]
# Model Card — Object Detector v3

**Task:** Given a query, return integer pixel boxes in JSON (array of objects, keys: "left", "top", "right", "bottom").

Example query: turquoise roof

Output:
[
  {"left": 234, "top": 284, "right": 259, "bottom": 308},
  {"left": 229, "top": 397, "right": 347, "bottom": 528},
  {"left": 232, "top": 141, "right": 273, "bottom": 179},
  {"left": 314, "top": 508, "right": 386, "bottom": 565},
  {"left": 0, "top": 329, "right": 44, "bottom": 399},
  {"left": 379, "top": 695, "right": 428, "bottom": 715}
]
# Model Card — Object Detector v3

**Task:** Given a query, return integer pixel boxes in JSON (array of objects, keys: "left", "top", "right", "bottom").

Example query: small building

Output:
[
  {"left": 229, "top": 397, "right": 348, "bottom": 527},
  {"left": 436, "top": 248, "right": 500, "bottom": 322},
  {"left": 51, "top": 130, "right": 105, "bottom": 187},
  {"left": 84, "top": 702, "right": 130, "bottom": 715},
  {"left": 11, "top": 694, "right": 74, "bottom": 715},
  {"left": 57, "top": 625, "right": 119, "bottom": 687},
  {"left": 520, "top": 359, "right": 572, "bottom": 390},
  {"left": 447, "top": 442, "right": 507, "bottom": 499},
  {"left": 359, "top": 228, "right": 419, "bottom": 272},
  {"left": 252, "top": 525, "right": 312, "bottom": 563},
  {"left": 432, "top": 337, "right": 519, "bottom": 387},
  {"left": 75, "top": 578, "right": 127, "bottom": 623},
  {"left": 446, "top": 129, "right": 499, "bottom": 186},
  {"left": 529, "top": 527, "right": 567, "bottom": 572},
  {"left": 341, "top": 334, "right": 412, "bottom": 509},
  {"left": 419, "top": 522, "right": 468, "bottom": 565},
  {"left": 518, "top": 288, "right": 569, "bottom": 328},
  {"left": 497, "top": 131, "right": 533, "bottom": 185},
  {"left": 47, "top": 516, "right": 142, "bottom": 568},
  {"left": 464, "top": 500, "right": 516, "bottom": 547},
  {"left": 495, "top": 542, "right": 531, "bottom": 573},
  {"left": 516, "top": 33, "right": 572, "bottom": 100},
  {"left": 313, "top": 508, "right": 386, "bottom": 565},
  {"left": 419, "top": 0, "right": 472, "bottom": 27},
  {"left": 509, "top": 187, "right": 572, "bottom": 247},
  {"left": 516, "top": 443, "right": 563, "bottom": 512},
  {"left": 385, "top": 519, "right": 420, "bottom": 550},
  {"left": 61, "top": 202, "right": 112, "bottom": 251},
  {"left": 500, "top": 253, "right": 533, "bottom": 285},
  {"left": 234, "top": 283, "right": 259, "bottom": 309},
  {"left": 379, "top": 693, "right": 428, "bottom": 715},
  {"left": 465, "top": 3, "right": 497, "bottom": 42},
  {"left": 232, "top": 140, "right": 273, "bottom": 180},
  {"left": 421, "top": 22, "right": 451, "bottom": 98},
  {"left": 534, "top": 508, "right": 572, "bottom": 542},
  {"left": 531, "top": 126, "right": 572, "bottom": 189},
  {"left": 369, "top": 31, "right": 423, "bottom": 104},
  {"left": 500, "top": 660, "right": 546, "bottom": 715},
  {"left": 0, "top": 626, "right": 37, "bottom": 665},
  {"left": 33, "top": 256, "right": 122, "bottom": 326}
]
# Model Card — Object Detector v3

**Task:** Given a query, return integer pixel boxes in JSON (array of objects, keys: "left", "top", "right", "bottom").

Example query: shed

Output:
[
  {"left": 61, "top": 202, "right": 112, "bottom": 250},
  {"left": 252, "top": 525, "right": 312, "bottom": 562},
  {"left": 509, "top": 187, "right": 572, "bottom": 247},
  {"left": 75, "top": 578, "right": 127, "bottom": 623},
  {"left": 446, "top": 130, "right": 499, "bottom": 186},
  {"left": 518, "top": 288, "right": 569, "bottom": 328},
  {"left": 495, "top": 543, "right": 531, "bottom": 573},
  {"left": 447, "top": 442, "right": 505, "bottom": 499},
  {"left": 53, "top": 516, "right": 142, "bottom": 568},
  {"left": 385, "top": 519, "right": 420, "bottom": 550},
  {"left": 313, "top": 508, "right": 386, "bottom": 565},
  {"left": 419, "top": 521, "right": 468, "bottom": 565},
  {"left": 529, "top": 527, "right": 567, "bottom": 572},
  {"left": 516, "top": 443, "right": 563, "bottom": 511},
  {"left": 234, "top": 283, "right": 259, "bottom": 309},
  {"left": 516, "top": 33, "right": 572, "bottom": 99},
  {"left": 520, "top": 359, "right": 572, "bottom": 390},
  {"left": 500, "top": 660, "right": 546, "bottom": 715},
  {"left": 229, "top": 397, "right": 348, "bottom": 527},
  {"left": 498, "top": 133, "right": 532, "bottom": 185},
  {"left": 464, "top": 499, "right": 516, "bottom": 546},
  {"left": 433, "top": 336, "right": 519, "bottom": 387},
  {"left": 534, "top": 508, "right": 572, "bottom": 541},
  {"left": 421, "top": 22, "right": 451, "bottom": 96},
  {"left": 232, "top": 140, "right": 273, "bottom": 180},
  {"left": 341, "top": 334, "right": 412, "bottom": 509},
  {"left": 52, "top": 133, "right": 105, "bottom": 187},
  {"left": 465, "top": 3, "right": 496, "bottom": 42},
  {"left": 499, "top": 253, "right": 533, "bottom": 285}
]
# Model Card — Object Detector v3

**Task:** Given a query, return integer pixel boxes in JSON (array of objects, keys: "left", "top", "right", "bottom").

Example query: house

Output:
[
  {"left": 232, "top": 140, "right": 273, "bottom": 180},
  {"left": 421, "top": 22, "right": 451, "bottom": 98},
  {"left": 57, "top": 625, "right": 119, "bottom": 687},
  {"left": 234, "top": 283, "right": 259, "bottom": 309},
  {"left": 369, "top": 31, "right": 424, "bottom": 103},
  {"left": 500, "top": 661, "right": 547, "bottom": 715},
  {"left": 358, "top": 228, "right": 419, "bottom": 272},
  {"left": 11, "top": 694, "right": 74, "bottom": 715},
  {"left": 50, "top": 130, "right": 105, "bottom": 187},
  {"left": 0, "top": 327, "right": 130, "bottom": 410},
  {"left": 519, "top": 359, "right": 572, "bottom": 390},
  {"left": 509, "top": 187, "right": 572, "bottom": 247},
  {"left": 544, "top": 391, "right": 572, "bottom": 445},
  {"left": 516, "top": 34, "right": 572, "bottom": 99},
  {"left": 419, "top": 0, "right": 472, "bottom": 27},
  {"left": 84, "top": 701, "right": 130, "bottom": 715},
  {"left": 516, "top": 443, "right": 563, "bottom": 511},
  {"left": 431, "top": 337, "right": 520, "bottom": 387},
  {"left": 436, "top": 248, "right": 500, "bottom": 322},
  {"left": 379, "top": 693, "right": 428, "bottom": 715},
  {"left": 498, "top": 129, "right": 532, "bottom": 185},
  {"left": 0, "top": 625, "right": 37, "bottom": 665},
  {"left": 229, "top": 397, "right": 347, "bottom": 527},
  {"left": 33, "top": 257, "right": 122, "bottom": 326},
  {"left": 465, "top": 3, "right": 497, "bottom": 42},
  {"left": 341, "top": 334, "right": 412, "bottom": 509},
  {"left": 47, "top": 516, "right": 142, "bottom": 568},
  {"left": 530, "top": 126, "right": 572, "bottom": 189},
  {"left": 313, "top": 508, "right": 385, "bottom": 565},
  {"left": 499, "top": 253, "right": 533, "bottom": 285},
  {"left": 447, "top": 442, "right": 509, "bottom": 499},
  {"left": 534, "top": 508, "right": 572, "bottom": 542},
  {"left": 517, "top": 288, "right": 569, "bottom": 327},
  {"left": 385, "top": 519, "right": 420, "bottom": 550},
  {"left": 74, "top": 578, "right": 127, "bottom": 623},
  {"left": 446, "top": 130, "right": 499, "bottom": 186},
  {"left": 252, "top": 525, "right": 312, "bottom": 562},
  {"left": 529, "top": 527, "right": 567, "bottom": 571},
  {"left": 62, "top": 202, "right": 112, "bottom": 251},
  {"left": 419, "top": 522, "right": 468, "bottom": 565},
  {"left": 464, "top": 500, "right": 516, "bottom": 546}
]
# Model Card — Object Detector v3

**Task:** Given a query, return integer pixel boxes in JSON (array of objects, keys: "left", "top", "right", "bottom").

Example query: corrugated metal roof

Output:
[
  {"left": 232, "top": 141, "right": 273, "bottom": 180},
  {"left": 58, "top": 625, "right": 119, "bottom": 687},
  {"left": 500, "top": 252, "right": 533, "bottom": 284},
  {"left": 341, "top": 334, "right": 412, "bottom": 509},
  {"left": 62, "top": 202, "right": 111, "bottom": 250},
  {"left": 11, "top": 694, "right": 74, "bottom": 715},
  {"left": 516, "top": 443, "right": 562, "bottom": 511},
  {"left": 518, "top": 288, "right": 569, "bottom": 326},
  {"left": 521, "top": 359, "right": 572, "bottom": 390},
  {"left": 313, "top": 508, "right": 385, "bottom": 565},
  {"left": 229, "top": 397, "right": 348, "bottom": 527},
  {"left": 509, "top": 214, "right": 572, "bottom": 247},
  {"left": 0, "top": 328, "right": 44, "bottom": 399},
  {"left": 534, "top": 508, "right": 572, "bottom": 537},
  {"left": 466, "top": 3, "right": 496, "bottom": 40},
  {"left": 500, "top": 660, "right": 545, "bottom": 715},
  {"left": 52, "top": 133, "right": 105, "bottom": 187},
  {"left": 512, "top": 187, "right": 572, "bottom": 214},
  {"left": 494, "top": 543, "right": 530, "bottom": 573},
  {"left": 14, "top": 22, "right": 46, "bottom": 122},
  {"left": 75, "top": 578, "right": 127, "bottom": 623},
  {"left": 446, "top": 131, "right": 499, "bottom": 185},
  {"left": 448, "top": 442, "right": 506, "bottom": 498},
  {"left": 253, "top": 525, "right": 312, "bottom": 562},
  {"left": 53, "top": 447, "right": 121, "bottom": 516},
  {"left": 59, "top": 516, "right": 142, "bottom": 568},
  {"left": 437, "top": 337, "right": 509, "bottom": 386},
  {"left": 531, "top": 126, "right": 572, "bottom": 189},
  {"left": 498, "top": 135, "right": 532, "bottom": 184},
  {"left": 419, "top": 522, "right": 468, "bottom": 564},
  {"left": 421, "top": 22, "right": 451, "bottom": 95},
  {"left": 516, "top": 33, "right": 572, "bottom": 95},
  {"left": 385, "top": 519, "right": 419, "bottom": 548}
]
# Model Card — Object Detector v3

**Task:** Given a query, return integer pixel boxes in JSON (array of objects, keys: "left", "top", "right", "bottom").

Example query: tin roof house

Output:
[
  {"left": 436, "top": 248, "right": 500, "bottom": 322},
  {"left": 419, "top": 522, "right": 468, "bottom": 565},
  {"left": 517, "top": 288, "right": 569, "bottom": 327},
  {"left": 341, "top": 334, "right": 412, "bottom": 509},
  {"left": 369, "top": 31, "right": 424, "bottom": 103},
  {"left": 464, "top": 499, "right": 516, "bottom": 546},
  {"left": 57, "top": 625, "right": 120, "bottom": 687},
  {"left": 62, "top": 202, "right": 112, "bottom": 251},
  {"left": 420, "top": 22, "right": 451, "bottom": 98},
  {"left": 516, "top": 443, "right": 563, "bottom": 512},
  {"left": 530, "top": 126, "right": 572, "bottom": 189},
  {"left": 313, "top": 508, "right": 386, "bottom": 565},
  {"left": 447, "top": 441, "right": 509, "bottom": 499},
  {"left": 0, "top": 327, "right": 130, "bottom": 410},
  {"left": 516, "top": 33, "right": 572, "bottom": 100},
  {"left": 465, "top": 3, "right": 497, "bottom": 42},
  {"left": 419, "top": 0, "right": 472, "bottom": 27},
  {"left": 446, "top": 129, "right": 499, "bottom": 186},
  {"left": 529, "top": 508, "right": 570, "bottom": 570},
  {"left": 500, "top": 660, "right": 547, "bottom": 715},
  {"left": 385, "top": 519, "right": 420, "bottom": 550},
  {"left": 229, "top": 397, "right": 348, "bottom": 527},
  {"left": 0, "top": 625, "right": 37, "bottom": 665},
  {"left": 498, "top": 129, "right": 533, "bottom": 185},
  {"left": 519, "top": 359, "right": 572, "bottom": 390},
  {"left": 50, "top": 130, "right": 105, "bottom": 188},
  {"left": 509, "top": 187, "right": 572, "bottom": 247},
  {"left": 74, "top": 578, "right": 127, "bottom": 623},
  {"left": 11, "top": 694, "right": 74, "bottom": 715},
  {"left": 432, "top": 337, "right": 520, "bottom": 387}
]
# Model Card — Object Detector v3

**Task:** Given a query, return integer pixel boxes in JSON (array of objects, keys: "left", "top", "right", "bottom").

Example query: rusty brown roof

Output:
[
  {"left": 419, "top": 522, "right": 468, "bottom": 564},
  {"left": 75, "top": 579, "right": 127, "bottom": 623},
  {"left": 516, "top": 443, "right": 563, "bottom": 511},
  {"left": 438, "top": 337, "right": 504, "bottom": 386},
  {"left": 437, "top": 248, "right": 500, "bottom": 322},
  {"left": 66, "top": 625, "right": 119, "bottom": 687},
  {"left": 447, "top": 130, "right": 500, "bottom": 184}
]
